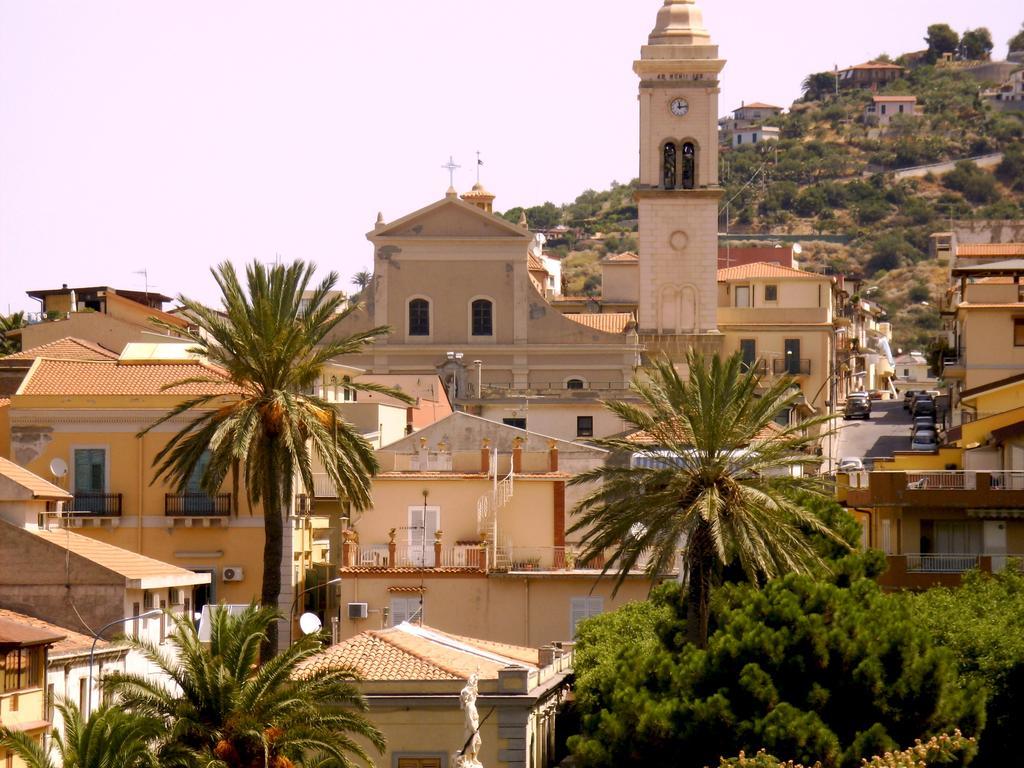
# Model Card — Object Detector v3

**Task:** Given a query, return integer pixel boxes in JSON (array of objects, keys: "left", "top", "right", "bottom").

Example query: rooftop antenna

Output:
[
  {"left": 476, "top": 150, "right": 483, "bottom": 184},
  {"left": 132, "top": 269, "right": 151, "bottom": 297}
]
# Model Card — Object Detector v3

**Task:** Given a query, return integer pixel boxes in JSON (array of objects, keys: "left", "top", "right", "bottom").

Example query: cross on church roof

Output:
[{"left": 442, "top": 156, "right": 461, "bottom": 188}]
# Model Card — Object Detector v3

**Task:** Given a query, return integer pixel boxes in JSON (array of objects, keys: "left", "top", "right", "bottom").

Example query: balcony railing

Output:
[
  {"left": 348, "top": 544, "right": 485, "bottom": 570},
  {"left": 988, "top": 471, "right": 1024, "bottom": 490},
  {"left": 70, "top": 492, "right": 122, "bottom": 517},
  {"left": 906, "top": 553, "right": 980, "bottom": 573},
  {"left": 772, "top": 358, "right": 811, "bottom": 376},
  {"left": 165, "top": 492, "right": 231, "bottom": 517},
  {"left": 906, "top": 472, "right": 976, "bottom": 490},
  {"left": 740, "top": 360, "right": 769, "bottom": 375}
]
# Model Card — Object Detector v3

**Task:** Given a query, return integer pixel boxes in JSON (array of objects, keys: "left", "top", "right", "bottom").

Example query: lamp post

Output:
[
  {"left": 87, "top": 609, "right": 162, "bottom": 716},
  {"left": 288, "top": 576, "right": 342, "bottom": 645}
]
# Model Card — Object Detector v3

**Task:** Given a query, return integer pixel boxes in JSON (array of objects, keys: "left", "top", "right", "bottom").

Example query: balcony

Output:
[
  {"left": 879, "top": 553, "right": 1023, "bottom": 590},
  {"left": 69, "top": 492, "right": 122, "bottom": 517},
  {"left": 772, "top": 358, "right": 811, "bottom": 376},
  {"left": 740, "top": 360, "right": 769, "bottom": 376},
  {"left": 941, "top": 356, "right": 965, "bottom": 380},
  {"left": 847, "top": 470, "right": 1024, "bottom": 509},
  {"left": 165, "top": 492, "right": 231, "bottom": 517},
  {"left": 342, "top": 542, "right": 487, "bottom": 571}
]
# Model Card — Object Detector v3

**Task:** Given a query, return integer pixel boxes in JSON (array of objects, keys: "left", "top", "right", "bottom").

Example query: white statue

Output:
[
  {"left": 529, "top": 232, "right": 547, "bottom": 259},
  {"left": 455, "top": 673, "right": 483, "bottom": 768}
]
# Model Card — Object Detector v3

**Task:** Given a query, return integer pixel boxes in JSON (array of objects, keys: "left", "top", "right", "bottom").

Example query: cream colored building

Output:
[
  {"left": 298, "top": 623, "right": 573, "bottom": 768},
  {"left": 333, "top": 414, "right": 658, "bottom": 648}
]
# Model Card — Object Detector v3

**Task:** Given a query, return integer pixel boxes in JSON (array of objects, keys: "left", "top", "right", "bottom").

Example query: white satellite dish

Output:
[
  {"left": 792, "top": 243, "right": 803, "bottom": 255},
  {"left": 298, "top": 612, "right": 323, "bottom": 635},
  {"left": 49, "top": 458, "right": 68, "bottom": 479}
]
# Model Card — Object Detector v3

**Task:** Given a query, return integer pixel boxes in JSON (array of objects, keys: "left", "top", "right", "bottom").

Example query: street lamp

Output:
[
  {"left": 87, "top": 609, "right": 162, "bottom": 716},
  {"left": 288, "top": 576, "right": 342, "bottom": 645}
]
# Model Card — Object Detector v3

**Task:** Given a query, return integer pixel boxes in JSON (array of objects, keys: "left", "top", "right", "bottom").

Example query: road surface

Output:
[{"left": 827, "top": 400, "right": 914, "bottom": 469}]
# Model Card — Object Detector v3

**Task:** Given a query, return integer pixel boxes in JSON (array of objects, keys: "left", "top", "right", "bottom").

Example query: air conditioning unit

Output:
[
  {"left": 222, "top": 566, "right": 245, "bottom": 583},
  {"left": 347, "top": 602, "right": 369, "bottom": 620}
]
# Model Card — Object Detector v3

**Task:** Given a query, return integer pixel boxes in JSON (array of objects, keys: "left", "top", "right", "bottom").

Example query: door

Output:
[
  {"left": 984, "top": 520, "right": 1008, "bottom": 573},
  {"left": 408, "top": 506, "right": 440, "bottom": 566},
  {"left": 784, "top": 339, "right": 801, "bottom": 374},
  {"left": 739, "top": 339, "right": 756, "bottom": 371}
]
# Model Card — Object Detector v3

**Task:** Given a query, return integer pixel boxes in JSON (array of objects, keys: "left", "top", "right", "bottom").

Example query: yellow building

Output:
[
  {"left": 333, "top": 414, "right": 657, "bottom": 648},
  {"left": 0, "top": 615, "right": 63, "bottom": 768},
  {"left": 297, "top": 623, "right": 572, "bottom": 768}
]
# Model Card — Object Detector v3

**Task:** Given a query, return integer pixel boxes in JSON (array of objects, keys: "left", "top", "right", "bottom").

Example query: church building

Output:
[{"left": 327, "top": 0, "right": 742, "bottom": 444}]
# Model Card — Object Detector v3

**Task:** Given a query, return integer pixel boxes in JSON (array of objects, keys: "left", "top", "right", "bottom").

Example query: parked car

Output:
[
  {"left": 912, "top": 397, "right": 936, "bottom": 418},
  {"left": 912, "top": 416, "right": 937, "bottom": 436},
  {"left": 844, "top": 396, "right": 871, "bottom": 420},
  {"left": 837, "top": 457, "right": 865, "bottom": 472},
  {"left": 910, "top": 430, "right": 938, "bottom": 451},
  {"left": 903, "top": 390, "right": 925, "bottom": 410}
]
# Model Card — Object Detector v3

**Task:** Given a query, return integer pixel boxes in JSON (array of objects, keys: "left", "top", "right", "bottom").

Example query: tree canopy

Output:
[
  {"left": 959, "top": 28, "right": 993, "bottom": 60},
  {"left": 925, "top": 24, "right": 960, "bottom": 63}
]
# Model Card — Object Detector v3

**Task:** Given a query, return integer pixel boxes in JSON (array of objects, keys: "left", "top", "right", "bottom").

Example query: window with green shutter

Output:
[{"left": 73, "top": 449, "right": 106, "bottom": 493}]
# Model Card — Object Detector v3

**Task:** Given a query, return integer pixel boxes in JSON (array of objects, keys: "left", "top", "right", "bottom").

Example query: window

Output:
[
  {"left": 73, "top": 448, "right": 106, "bottom": 493},
  {"left": 397, "top": 759, "right": 442, "bottom": 768},
  {"left": 570, "top": 596, "right": 603, "bottom": 637},
  {"left": 1014, "top": 319, "right": 1024, "bottom": 346},
  {"left": 681, "top": 142, "right": 696, "bottom": 189},
  {"left": 773, "top": 407, "right": 792, "bottom": 427},
  {"left": 390, "top": 596, "right": 422, "bottom": 626},
  {"left": 577, "top": 416, "right": 594, "bottom": 438},
  {"left": 186, "top": 450, "right": 212, "bottom": 494},
  {"left": 739, "top": 339, "right": 756, "bottom": 371},
  {"left": 736, "top": 134, "right": 742, "bottom": 145},
  {"left": 566, "top": 379, "right": 585, "bottom": 390},
  {"left": 471, "top": 299, "right": 493, "bottom": 337},
  {"left": 881, "top": 104, "right": 887, "bottom": 115},
  {"left": 898, "top": 104, "right": 905, "bottom": 113},
  {"left": 408, "top": 298, "right": 430, "bottom": 337},
  {"left": 503, "top": 417, "right": 526, "bottom": 430},
  {"left": 408, "top": 506, "right": 440, "bottom": 567},
  {"left": 78, "top": 677, "right": 88, "bottom": 712},
  {"left": 904, "top": 368, "right": 911, "bottom": 377},
  {"left": 734, "top": 285, "right": 751, "bottom": 307},
  {"left": 764, "top": 284, "right": 778, "bottom": 302},
  {"left": 752, "top": 133, "right": 758, "bottom": 143},
  {"left": 132, "top": 602, "right": 141, "bottom": 639},
  {"left": 784, "top": 338, "right": 802, "bottom": 374},
  {"left": 662, "top": 142, "right": 677, "bottom": 189},
  {"left": 0, "top": 648, "right": 42, "bottom": 694}
]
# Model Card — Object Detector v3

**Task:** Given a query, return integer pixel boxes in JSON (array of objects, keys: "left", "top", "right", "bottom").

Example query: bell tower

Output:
[{"left": 635, "top": 0, "right": 725, "bottom": 338}]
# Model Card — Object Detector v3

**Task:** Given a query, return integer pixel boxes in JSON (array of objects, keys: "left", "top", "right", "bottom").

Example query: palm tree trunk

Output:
[
  {"left": 685, "top": 524, "right": 715, "bottom": 649},
  {"left": 261, "top": 442, "right": 284, "bottom": 660}
]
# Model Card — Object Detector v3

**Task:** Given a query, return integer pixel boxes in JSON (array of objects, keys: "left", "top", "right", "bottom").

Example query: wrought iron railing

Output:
[
  {"left": 164, "top": 492, "right": 231, "bottom": 516},
  {"left": 71, "top": 492, "right": 123, "bottom": 517},
  {"left": 772, "top": 358, "right": 812, "bottom": 376}
]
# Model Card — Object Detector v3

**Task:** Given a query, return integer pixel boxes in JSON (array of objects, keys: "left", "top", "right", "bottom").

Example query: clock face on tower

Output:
[{"left": 670, "top": 98, "right": 689, "bottom": 116}]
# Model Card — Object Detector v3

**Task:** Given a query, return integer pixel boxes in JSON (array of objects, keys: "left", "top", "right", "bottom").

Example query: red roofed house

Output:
[
  {"left": 838, "top": 61, "right": 905, "bottom": 91},
  {"left": 298, "top": 622, "right": 573, "bottom": 768},
  {"left": 0, "top": 614, "right": 63, "bottom": 767}
]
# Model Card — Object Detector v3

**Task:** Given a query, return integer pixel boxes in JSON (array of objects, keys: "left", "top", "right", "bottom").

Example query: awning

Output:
[{"left": 967, "top": 509, "right": 1024, "bottom": 519}]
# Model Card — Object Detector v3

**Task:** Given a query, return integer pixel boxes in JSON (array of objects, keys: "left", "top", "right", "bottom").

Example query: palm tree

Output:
[
  {"left": 0, "top": 700, "right": 168, "bottom": 768},
  {"left": 104, "top": 605, "right": 384, "bottom": 768},
  {"left": 0, "top": 311, "right": 26, "bottom": 355},
  {"left": 569, "top": 351, "right": 844, "bottom": 648},
  {"left": 142, "top": 260, "right": 409, "bottom": 655},
  {"left": 350, "top": 271, "right": 372, "bottom": 292}
]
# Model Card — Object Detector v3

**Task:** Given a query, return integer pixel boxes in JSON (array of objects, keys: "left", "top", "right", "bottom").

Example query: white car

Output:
[{"left": 837, "top": 457, "right": 865, "bottom": 472}]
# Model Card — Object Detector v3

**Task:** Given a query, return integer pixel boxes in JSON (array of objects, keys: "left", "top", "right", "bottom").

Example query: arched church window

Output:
[
  {"left": 409, "top": 298, "right": 430, "bottom": 337},
  {"left": 682, "top": 142, "right": 696, "bottom": 190},
  {"left": 471, "top": 299, "right": 493, "bottom": 337},
  {"left": 662, "top": 142, "right": 677, "bottom": 189}
]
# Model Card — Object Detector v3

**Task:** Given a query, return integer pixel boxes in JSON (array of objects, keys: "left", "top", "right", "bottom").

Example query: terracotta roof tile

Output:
[
  {"left": 0, "top": 456, "right": 72, "bottom": 500},
  {"left": 2, "top": 337, "right": 119, "bottom": 361},
  {"left": 957, "top": 243, "right": 1024, "bottom": 258},
  {"left": 21, "top": 523, "right": 211, "bottom": 589},
  {"left": 527, "top": 253, "right": 547, "bottom": 272},
  {"left": 0, "top": 608, "right": 116, "bottom": 657},
  {"left": 19, "top": 359, "right": 241, "bottom": 397},
  {"left": 0, "top": 616, "right": 65, "bottom": 647},
  {"left": 564, "top": 313, "right": 634, "bottom": 334},
  {"left": 603, "top": 252, "right": 639, "bottom": 263},
  {"left": 844, "top": 61, "right": 904, "bottom": 71},
  {"left": 736, "top": 102, "right": 782, "bottom": 110},
  {"left": 718, "top": 262, "right": 829, "bottom": 281},
  {"left": 296, "top": 624, "right": 538, "bottom": 682},
  {"left": 872, "top": 95, "right": 917, "bottom": 103}
]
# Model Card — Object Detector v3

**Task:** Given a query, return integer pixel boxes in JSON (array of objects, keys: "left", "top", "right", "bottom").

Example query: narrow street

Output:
[{"left": 828, "top": 400, "right": 914, "bottom": 468}]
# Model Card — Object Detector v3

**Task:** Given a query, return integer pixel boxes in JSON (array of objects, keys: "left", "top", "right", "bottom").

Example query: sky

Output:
[{"left": 1, "top": 1, "right": 1020, "bottom": 313}]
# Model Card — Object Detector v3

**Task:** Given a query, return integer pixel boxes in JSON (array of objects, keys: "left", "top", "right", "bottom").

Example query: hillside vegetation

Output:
[{"left": 502, "top": 29, "right": 1024, "bottom": 351}]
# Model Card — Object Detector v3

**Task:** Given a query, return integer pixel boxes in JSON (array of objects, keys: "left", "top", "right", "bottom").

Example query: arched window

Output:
[
  {"left": 409, "top": 298, "right": 430, "bottom": 337},
  {"left": 471, "top": 299, "right": 493, "bottom": 337},
  {"left": 662, "top": 142, "right": 677, "bottom": 189},
  {"left": 566, "top": 379, "right": 586, "bottom": 390},
  {"left": 681, "top": 142, "right": 696, "bottom": 189}
]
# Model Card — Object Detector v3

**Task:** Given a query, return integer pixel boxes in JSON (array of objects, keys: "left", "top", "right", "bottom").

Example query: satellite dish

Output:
[
  {"left": 792, "top": 243, "right": 803, "bottom": 255},
  {"left": 298, "top": 612, "right": 323, "bottom": 636},
  {"left": 49, "top": 458, "right": 68, "bottom": 479}
]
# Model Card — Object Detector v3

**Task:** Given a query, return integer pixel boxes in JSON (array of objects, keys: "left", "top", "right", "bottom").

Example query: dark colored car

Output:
[
  {"left": 903, "top": 390, "right": 925, "bottom": 410},
  {"left": 912, "top": 416, "right": 936, "bottom": 436},
  {"left": 913, "top": 397, "right": 936, "bottom": 417},
  {"left": 844, "top": 396, "right": 872, "bottom": 420}
]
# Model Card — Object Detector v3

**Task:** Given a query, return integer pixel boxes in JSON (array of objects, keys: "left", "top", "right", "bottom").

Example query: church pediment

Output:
[{"left": 368, "top": 196, "right": 531, "bottom": 241}]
